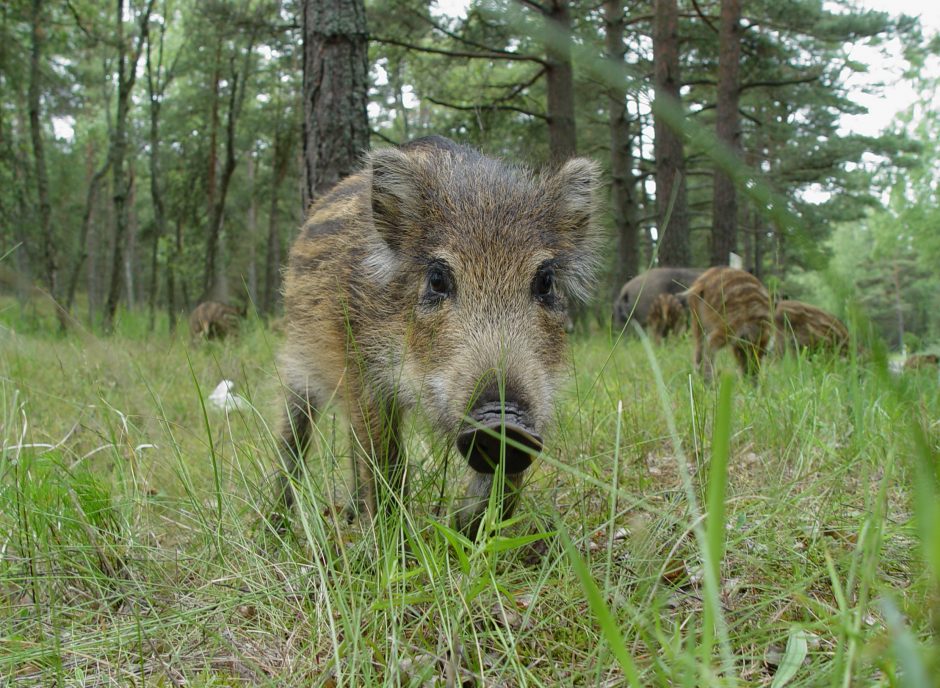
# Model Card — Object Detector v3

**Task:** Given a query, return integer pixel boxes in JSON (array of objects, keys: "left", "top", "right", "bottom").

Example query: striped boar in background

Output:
[
  {"left": 686, "top": 267, "right": 772, "bottom": 380},
  {"left": 275, "top": 136, "right": 601, "bottom": 539},
  {"left": 774, "top": 300, "right": 849, "bottom": 356},
  {"left": 645, "top": 292, "right": 687, "bottom": 344},
  {"left": 904, "top": 353, "right": 939, "bottom": 371}
]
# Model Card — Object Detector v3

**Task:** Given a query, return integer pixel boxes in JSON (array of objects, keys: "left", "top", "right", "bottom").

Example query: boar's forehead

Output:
[{"left": 421, "top": 161, "right": 555, "bottom": 249}]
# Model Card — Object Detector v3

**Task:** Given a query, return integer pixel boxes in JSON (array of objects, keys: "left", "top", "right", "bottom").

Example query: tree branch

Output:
[
  {"left": 491, "top": 66, "right": 546, "bottom": 104},
  {"left": 408, "top": 8, "right": 535, "bottom": 60},
  {"left": 515, "top": 0, "right": 548, "bottom": 15},
  {"left": 740, "top": 72, "right": 822, "bottom": 91},
  {"left": 690, "top": 0, "right": 718, "bottom": 33},
  {"left": 425, "top": 96, "right": 548, "bottom": 120},
  {"left": 372, "top": 36, "right": 545, "bottom": 64}
]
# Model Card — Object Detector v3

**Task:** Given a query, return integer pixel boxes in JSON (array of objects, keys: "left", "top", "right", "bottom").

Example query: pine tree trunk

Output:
[
  {"left": 65, "top": 147, "right": 110, "bottom": 314},
  {"left": 204, "top": 39, "right": 256, "bottom": 302},
  {"left": 302, "top": 0, "right": 370, "bottom": 210},
  {"left": 709, "top": 0, "right": 742, "bottom": 266},
  {"left": 166, "top": 217, "right": 181, "bottom": 333},
  {"left": 103, "top": 0, "right": 152, "bottom": 333},
  {"left": 124, "top": 162, "right": 138, "bottom": 309},
  {"left": 202, "top": 42, "right": 222, "bottom": 299},
  {"left": 544, "top": 0, "right": 577, "bottom": 162},
  {"left": 264, "top": 125, "right": 291, "bottom": 315},
  {"left": 28, "top": 0, "right": 67, "bottom": 329},
  {"left": 604, "top": 0, "right": 639, "bottom": 293},
  {"left": 247, "top": 150, "right": 258, "bottom": 306},
  {"left": 145, "top": 19, "right": 171, "bottom": 331},
  {"left": 652, "top": 0, "right": 690, "bottom": 266}
]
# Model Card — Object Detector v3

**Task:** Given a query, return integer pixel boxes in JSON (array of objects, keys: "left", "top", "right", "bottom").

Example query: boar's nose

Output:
[{"left": 456, "top": 401, "right": 543, "bottom": 474}]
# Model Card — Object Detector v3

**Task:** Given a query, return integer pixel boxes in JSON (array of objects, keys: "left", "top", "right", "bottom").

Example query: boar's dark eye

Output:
[
  {"left": 533, "top": 263, "right": 556, "bottom": 303},
  {"left": 424, "top": 262, "right": 453, "bottom": 303}
]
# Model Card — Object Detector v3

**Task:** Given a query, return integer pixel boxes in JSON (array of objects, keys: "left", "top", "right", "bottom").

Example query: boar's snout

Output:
[{"left": 456, "top": 401, "right": 543, "bottom": 474}]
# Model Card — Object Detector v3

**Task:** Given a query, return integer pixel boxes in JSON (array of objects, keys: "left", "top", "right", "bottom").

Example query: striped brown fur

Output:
[
  {"left": 774, "top": 300, "right": 849, "bottom": 356},
  {"left": 277, "top": 136, "right": 601, "bottom": 539},
  {"left": 645, "top": 292, "right": 686, "bottom": 343},
  {"left": 686, "top": 267, "right": 771, "bottom": 379},
  {"left": 904, "top": 353, "right": 939, "bottom": 371},
  {"left": 189, "top": 301, "right": 242, "bottom": 341}
]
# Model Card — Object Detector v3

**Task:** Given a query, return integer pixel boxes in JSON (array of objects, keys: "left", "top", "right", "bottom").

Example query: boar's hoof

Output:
[{"left": 457, "top": 402, "right": 543, "bottom": 474}]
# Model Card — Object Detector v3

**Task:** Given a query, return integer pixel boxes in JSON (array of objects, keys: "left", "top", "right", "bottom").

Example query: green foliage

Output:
[
  {"left": 1, "top": 308, "right": 938, "bottom": 684},
  {"left": 798, "top": 76, "right": 940, "bottom": 350}
]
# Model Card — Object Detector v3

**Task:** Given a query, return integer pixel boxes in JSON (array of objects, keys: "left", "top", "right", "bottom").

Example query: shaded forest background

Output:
[{"left": 2, "top": 0, "right": 939, "bottom": 349}]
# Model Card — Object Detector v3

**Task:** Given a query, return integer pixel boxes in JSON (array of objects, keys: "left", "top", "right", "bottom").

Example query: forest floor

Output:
[{"left": 1, "top": 299, "right": 938, "bottom": 687}]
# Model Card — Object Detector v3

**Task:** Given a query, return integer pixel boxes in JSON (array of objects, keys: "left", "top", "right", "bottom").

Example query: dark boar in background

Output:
[
  {"left": 774, "top": 300, "right": 849, "bottom": 356},
  {"left": 189, "top": 301, "right": 243, "bottom": 341},
  {"left": 686, "top": 267, "right": 771, "bottom": 379},
  {"left": 612, "top": 267, "right": 703, "bottom": 330},
  {"left": 276, "top": 137, "right": 600, "bottom": 538},
  {"left": 645, "top": 292, "right": 687, "bottom": 344}
]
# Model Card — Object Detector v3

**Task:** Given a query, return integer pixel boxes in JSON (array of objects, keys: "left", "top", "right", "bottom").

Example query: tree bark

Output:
[
  {"left": 265, "top": 120, "right": 292, "bottom": 315},
  {"left": 66, "top": 151, "right": 110, "bottom": 313},
  {"left": 103, "top": 0, "right": 153, "bottom": 334},
  {"left": 28, "top": 0, "right": 67, "bottom": 329},
  {"left": 652, "top": 0, "right": 690, "bottom": 266},
  {"left": 124, "top": 161, "right": 138, "bottom": 308},
  {"left": 146, "top": 13, "right": 173, "bottom": 331},
  {"left": 544, "top": 0, "right": 577, "bottom": 162},
  {"left": 604, "top": 0, "right": 639, "bottom": 292},
  {"left": 246, "top": 149, "right": 258, "bottom": 307},
  {"left": 203, "top": 38, "right": 256, "bottom": 301},
  {"left": 302, "top": 0, "right": 370, "bottom": 211},
  {"left": 166, "top": 216, "right": 181, "bottom": 333},
  {"left": 709, "top": 0, "right": 742, "bottom": 266}
]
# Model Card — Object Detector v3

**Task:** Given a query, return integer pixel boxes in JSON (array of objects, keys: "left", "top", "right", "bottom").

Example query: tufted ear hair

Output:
[
  {"left": 545, "top": 158, "right": 603, "bottom": 303},
  {"left": 369, "top": 147, "right": 425, "bottom": 253}
]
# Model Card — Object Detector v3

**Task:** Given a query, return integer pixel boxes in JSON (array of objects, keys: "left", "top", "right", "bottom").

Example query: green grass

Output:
[{"left": 1, "top": 298, "right": 938, "bottom": 686}]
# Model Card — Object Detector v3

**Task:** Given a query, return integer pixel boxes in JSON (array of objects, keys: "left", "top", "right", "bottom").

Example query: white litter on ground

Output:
[{"left": 208, "top": 380, "right": 251, "bottom": 412}]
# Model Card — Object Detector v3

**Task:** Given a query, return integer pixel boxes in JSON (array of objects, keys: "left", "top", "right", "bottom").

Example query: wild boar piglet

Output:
[
  {"left": 645, "top": 292, "right": 687, "bottom": 344},
  {"left": 189, "top": 301, "right": 242, "bottom": 341},
  {"left": 774, "top": 300, "right": 849, "bottom": 356},
  {"left": 686, "top": 267, "right": 771, "bottom": 380},
  {"left": 276, "top": 136, "right": 601, "bottom": 538}
]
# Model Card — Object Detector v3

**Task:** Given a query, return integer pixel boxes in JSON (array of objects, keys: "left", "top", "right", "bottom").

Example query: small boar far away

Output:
[
  {"left": 686, "top": 266, "right": 772, "bottom": 380},
  {"left": 904, "top": 353, "right": 939, "bottom": 371},
  {"left": 276, "top": 136, "right": 601, "bottom": 539},
  {"left": 189, "top": 301, "right": 243, "bottom": 341},
  {"left": 645, "top": 292, "right": 687, "bottom": 344},
  {"left": 774, "top": 300, "right": 849, "bottom": 356},
  {"left": 612, "top": 267, "right": 704, "bottom": 331}
]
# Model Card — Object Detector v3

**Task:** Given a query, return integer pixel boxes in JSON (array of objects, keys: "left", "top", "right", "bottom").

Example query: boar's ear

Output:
[
  {"left": 548, "top": 158, "right": 603, "bottom": 303},
  {"left": 369, "top": 147, "right": 424, "bottom": 252}
]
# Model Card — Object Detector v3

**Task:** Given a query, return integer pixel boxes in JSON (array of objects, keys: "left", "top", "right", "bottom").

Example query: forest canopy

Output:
[{"left": 0, "top": 0, "right": 936, "bottom": 347}]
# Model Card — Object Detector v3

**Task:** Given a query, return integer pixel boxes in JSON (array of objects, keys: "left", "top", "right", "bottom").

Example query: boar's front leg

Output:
[
  {"left": 274, "top": 388, "right": 319, "bottom": 513},
  {"left": 454, "top": 470, "right": 526, "bottom": 540},
  {"left": 349, "top": 396, "right": 406, "bottom": 521}
]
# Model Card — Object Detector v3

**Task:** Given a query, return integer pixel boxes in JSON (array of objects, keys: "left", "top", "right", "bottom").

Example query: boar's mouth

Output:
[{"left": 456, "top": 402, "right": 543, "bottom": 474}]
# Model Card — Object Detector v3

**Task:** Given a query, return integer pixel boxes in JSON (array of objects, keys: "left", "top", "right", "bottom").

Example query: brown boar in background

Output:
[
  {"left": 276, "top": 136, "right": 601, "bottom": 538},
  {"left": 645, "top": 292, "right": 686, "bottom": 343},
  {"left": 189, "top": 301, "right": 243, "bottom": 341},
  {"left": 904, "top": 353, "right": 939, "bottom": 371},
  {"left": 686, "top": 267, "right": 771, "bottom": 379},
  {"left": 612, "top": 267, "right": 704, "bottom": 330},
  {"left": 774, "top": 300, "right": 849, "bottom": 356}
]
